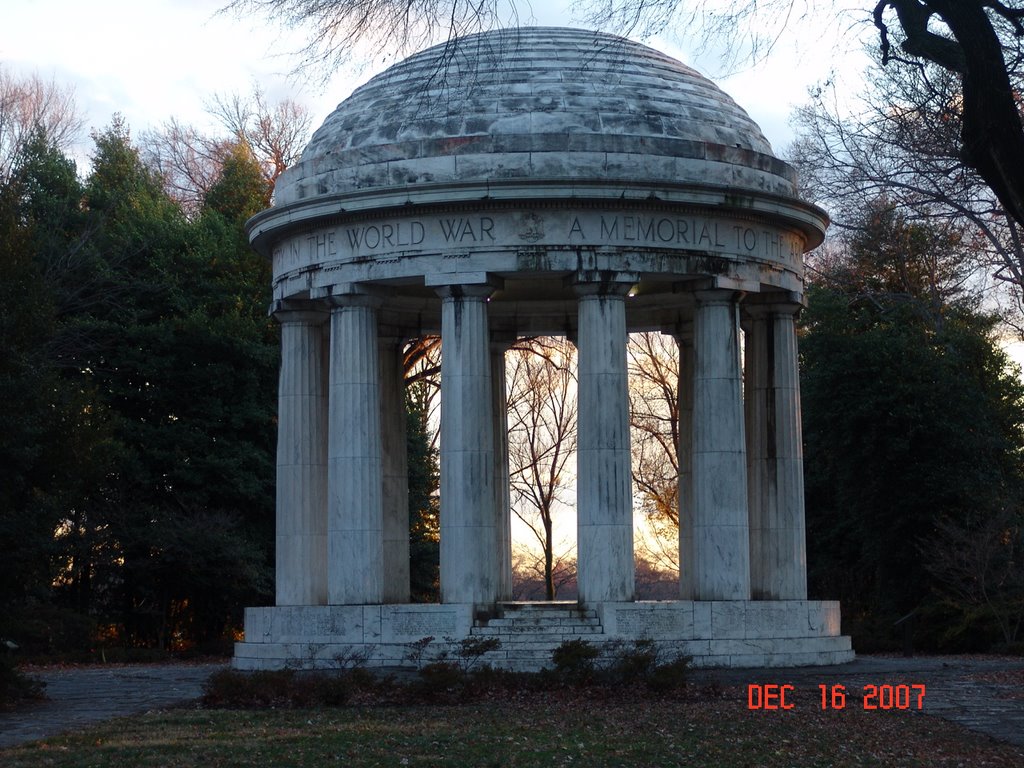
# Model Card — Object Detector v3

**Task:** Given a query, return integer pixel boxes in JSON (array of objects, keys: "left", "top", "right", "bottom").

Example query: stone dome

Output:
[
  {"left": 275, "top": 26, "right": 796, "bottom": 207},
  {"left": 250, "top": 26, "right": 828, "bottom": 329}
]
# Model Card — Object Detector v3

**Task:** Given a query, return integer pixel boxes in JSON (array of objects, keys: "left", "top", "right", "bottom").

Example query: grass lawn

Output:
[{"left": 2, "top": 683, "right": 1023, "bottom": 767}]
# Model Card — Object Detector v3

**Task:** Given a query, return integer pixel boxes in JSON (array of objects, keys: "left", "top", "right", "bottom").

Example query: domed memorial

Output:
[{"left": 235, "top": 27, "right": 852, "bottom": 671}]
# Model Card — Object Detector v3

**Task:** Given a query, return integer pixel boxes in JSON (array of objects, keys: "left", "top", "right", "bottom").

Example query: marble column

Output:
[
  {"left": 575, "top": 282, "right": 635, "bottom": 604},
  {"left": 744, "top": 307, "right": 770, "bottom": 599},
  {"left": 380, "top": 335, "right": 411, "bottom": 603},
  {"left": 437, "top": 284, "right": 499, "bottom": 606},
  {"left": 693, "top": 290, "right": 750, "bottom": 601},
  {"left": 675, "top": 327, "right": 695, "bottom": 600},
  {"left": 491, "top": 337, "right": 514, "bottom": 602},
  {"left": 767, "top": 304, "right": 808, "bottom": 599},
  {"left": 274, "top": 307, "right": 328, "bottom": 606},
  {"left": 327, "top": 298, "right": 384, "bottom": 604}
]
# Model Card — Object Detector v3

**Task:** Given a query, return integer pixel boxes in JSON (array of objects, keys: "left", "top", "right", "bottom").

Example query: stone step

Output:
[
  {"left": 496, "top": 603, "right": 598, "bottom": 620},
  {"left": 475, "top": 616, "right": 601, "bottom": 630},
  {"left": 481, "top": 646, "right": 576, "bottom": 662},
  {"left": 470, "top": 603, "right": 606, "bottom": 660},
  {"left": 475, "top": 634, "right": 602, "bottom": 647},
  {"left": 472, "top": 624, "right": 603, "bottom": 637}
]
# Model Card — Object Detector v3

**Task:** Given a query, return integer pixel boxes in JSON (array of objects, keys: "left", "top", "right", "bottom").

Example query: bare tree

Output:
[
  {"left": 206, "top": 88, "right": 312, "bottom": 185},
  {"left": 142, "top": 86, "right": 312, "bottom": 214},
  {"left": 628, "top": 332, "right": 680, "bottom": 572},
  {"left": 506, "top": 337, "right": 578, "bottom": 600},
  {"left": 404, "top": 335, "right": 442, "bottom": 453},
  {"left": 141, "top": 118, "right": 234, "bottom": 214},
  {"left": 871, "top": 2, "right": 1024, "bottom": 229},
  {"left": 511, "top": 544, "right": 578, "bottom": 600},
  {"left": 628, "top": 332, "right": 679, "bottom": 526},
  {"left": 924, "top": 507, "right": 1024, "bottom": 646},
  {"left": 221, "top": 0, "right": 523, "bottom": 74},
  {"left": 588, "top": 1, "right": 1024, "bottom": 230},
  {"left": 0, "top": 65, "right": 84, "bottom": 182},
  {"left": 790, "top": 55, "right": 1021, "bottom": 327},
  {"left": 634, "top": 550, "right": 679, "bottom": 598}
]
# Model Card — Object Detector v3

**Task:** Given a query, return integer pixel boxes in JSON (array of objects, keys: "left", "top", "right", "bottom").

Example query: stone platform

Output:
[{"left": 233, "top": 600, "right": 853, "bottom": 672}]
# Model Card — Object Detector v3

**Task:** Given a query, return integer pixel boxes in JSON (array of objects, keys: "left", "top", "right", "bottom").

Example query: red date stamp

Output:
[{"left": 747, "top": 683, "right": 926, "bottom": 710}]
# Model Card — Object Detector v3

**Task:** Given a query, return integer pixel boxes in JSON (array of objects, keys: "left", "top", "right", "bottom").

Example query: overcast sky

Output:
[{"left": 3, "top": 0, "right": 874, "bottom": 167}]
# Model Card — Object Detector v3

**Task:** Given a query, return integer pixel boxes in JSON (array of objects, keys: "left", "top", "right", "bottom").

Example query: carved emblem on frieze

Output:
[{"left": 517, "top": 212, "right": 545, "bottom": 242}]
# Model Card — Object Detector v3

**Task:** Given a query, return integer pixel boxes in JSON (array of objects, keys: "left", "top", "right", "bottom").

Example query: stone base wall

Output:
[{"left": 233, "top": 600, "right": 853, "bottom": 672}]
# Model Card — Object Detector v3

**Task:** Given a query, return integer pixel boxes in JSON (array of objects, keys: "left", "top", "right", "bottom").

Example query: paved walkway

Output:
[
  {"left": 1, "top": 656, "right": 1022, "bottom": 750},
  {"left": 0, "top": 663, "right": 226, "bottom": 749},
  {"left": 691, "top": 655, "right": 1024, "bottom": 747}
]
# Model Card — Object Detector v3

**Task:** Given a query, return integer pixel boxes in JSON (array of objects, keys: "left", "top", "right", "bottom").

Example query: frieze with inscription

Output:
[{"left": 272, "top": 208, "right": 804, "bottom": 278}]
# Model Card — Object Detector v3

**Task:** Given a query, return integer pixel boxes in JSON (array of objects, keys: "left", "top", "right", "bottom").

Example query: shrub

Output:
[
  {"left": 604, "top": 640, "right": 690, "bottom": 693},
  {"left": 202, "top": 668, "right": 356, "bottom": 708},
  {"left": 645, "top": 656, "right": 692, "bottom": 694},
  {"left": 1, "top": 604, "right": 95, "bottom": 659},
  {"left": 0, "top": 655, "right": 45, "bottom": 711},
  {"left": 551, "top": 638, "right": 690, "bottom": 691},
  {"left": 604, "top": 638, "right": 658, "bottom": 683},
  {"left": 454, "top": 636, "right": 500, "bottom": 672},
  {"left": 414, "top": 661, "right": 465, "bottom": 698},
  {"left": 551, "top": 639, "right": 600, "bottom": 682}
]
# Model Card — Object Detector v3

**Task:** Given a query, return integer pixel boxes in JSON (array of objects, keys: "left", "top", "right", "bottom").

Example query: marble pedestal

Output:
[{"left": 234, "top": 599, "right": 853, "bottom": 671}]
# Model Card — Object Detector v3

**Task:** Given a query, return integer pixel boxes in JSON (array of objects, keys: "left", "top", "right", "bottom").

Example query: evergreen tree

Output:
[
  {"left": 801, "top": 205, "right": 1024, "bottom": 651},
  {"left": 406, "top": 379, "right": 440, "bottom": 602},
  {"left": 0, "top": 118, "right": 279, "bottom": 654},
  {"left": 0, "top": 166, "right": 60, "bottom": 614}
]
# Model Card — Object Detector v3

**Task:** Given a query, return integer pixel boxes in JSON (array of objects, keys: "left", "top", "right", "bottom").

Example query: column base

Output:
[{"left": 233, "top": 600, "right": 854, "bottom": 672}]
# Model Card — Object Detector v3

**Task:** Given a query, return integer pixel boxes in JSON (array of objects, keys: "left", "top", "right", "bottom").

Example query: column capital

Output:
[
  {"left": 741, "top": 303, "right": 771, "bottom": 318},
  {"left": 694, "top": 288, "right": 744, "bottom": 306},
  {"left": 271, "top": 299, "right": 329, "bottom": 325},
  {"left": 741, "top": 290, "right": 805, "bottom": 313},
  {"left": 312, "top": 282, "right": 389, "bottom": 306},
  {"left": 426, "top": 273, "right": 502, "bottom": 297},
  {"left": 324, "top": 289, "right": 382, "bottom": 311},
  {"left": 766, "top": 300, "right": 805, "bottom": 318},
  {"left": 432, "top": 281, "right": 502, "bottom": 300},
  {"left": 568, "top": 270, "right": 638, "bottom": 297},
  {"left": 327, "top": 297, "right": 382, "bottom": 312},
  {"left": 739, "top": 303, "right": 769, "bottom": 334}
]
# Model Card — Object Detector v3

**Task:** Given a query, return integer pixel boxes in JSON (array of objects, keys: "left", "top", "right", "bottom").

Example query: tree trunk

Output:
[
  {"left": 887, "top": 1, "right": 1024, "bottom": 227},
  {"left": 543, "top": 513, "right": 555, "bottom": 600}
]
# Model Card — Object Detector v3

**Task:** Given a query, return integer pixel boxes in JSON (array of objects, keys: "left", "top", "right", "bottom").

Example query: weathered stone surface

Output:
[
  {"left": 276, "top": 28, "right": 789, "bottom": 207},
  {"left": 692, "top": 291, "right": 750, "bottom": 600},
  {"left": 438, "top": 286, "right": 499, "bottom": 606},
  {"left": 241, "top": 27, "right": 848, "bottom": 673},
  {"left": 576, "top": 286, "right": 634, "bottom": 604},
  {"left": 235, "top": 601, "right": 854, "bottom": 671},
  {"left": 274, "top": 310, "right": 328, "bottom": 607},
  {"left": 327, "top": 302, "right": 384, "bottom": 604}
]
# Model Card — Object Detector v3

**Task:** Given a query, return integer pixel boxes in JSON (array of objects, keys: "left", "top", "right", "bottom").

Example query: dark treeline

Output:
[
  {"left": 801, "top": 204, "right": 1024, "bottom": 653},
  {"left": 0, "top": 120, "right": 279, "bottom": 655},
  {"left": 0, "top": 116, "right": 442, "bottom": 658}
]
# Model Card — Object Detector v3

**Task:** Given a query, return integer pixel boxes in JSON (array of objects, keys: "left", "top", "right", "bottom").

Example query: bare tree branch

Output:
[
  {"left": 142, "top": 86, "right": 312, "bottom": 214},
  {"left": 0, "top": 65, "right": 84, "bottom": 183},
  {"left": 507, "top": 337, "right": 577, "bottom": 600},
  {"left": 220, "top": 0, "right": 520, "bottom": 76},
  {"left": 791, "top": 53, "right": 1024, "bottom": 328},
  {"left": 629, "top": 332, "right": 679, "bottom": 532}
]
